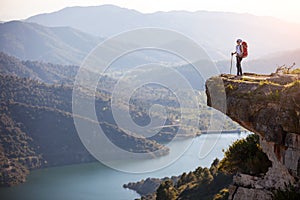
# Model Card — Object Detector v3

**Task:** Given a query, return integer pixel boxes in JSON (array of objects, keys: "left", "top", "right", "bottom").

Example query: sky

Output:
[{"left": 1, "top": 0, "right": 300, "bottom": 24}]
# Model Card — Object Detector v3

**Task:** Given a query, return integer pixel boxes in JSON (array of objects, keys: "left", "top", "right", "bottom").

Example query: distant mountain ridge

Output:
[
  {"left": 1, "top": 5, "right": 300, "bottom": 68},
  {"left": 0, "top": 21, "right": 102, "bottom": 65},
  {"left": 26, "top": 4, "right": 300, "bottom": 60}
]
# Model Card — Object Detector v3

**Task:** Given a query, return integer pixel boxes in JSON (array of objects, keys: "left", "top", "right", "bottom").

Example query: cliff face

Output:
[{"left": 206, "top": 73, "right": 300, "bottom": 199}]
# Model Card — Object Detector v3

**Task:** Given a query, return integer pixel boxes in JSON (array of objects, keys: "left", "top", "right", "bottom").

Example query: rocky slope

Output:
[{"left": 206, "top": 72, "right": 300, "bottom": 199}]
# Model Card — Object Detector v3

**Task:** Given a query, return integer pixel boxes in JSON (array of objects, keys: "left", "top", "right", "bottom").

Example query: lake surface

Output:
[{"left": 0, "top": 132, "right": 249, "bottom": 200}]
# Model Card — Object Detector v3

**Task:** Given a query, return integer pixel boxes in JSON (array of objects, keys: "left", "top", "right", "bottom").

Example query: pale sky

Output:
[{"left": 1, "top": 0, "right": 300, "bottom": 24}]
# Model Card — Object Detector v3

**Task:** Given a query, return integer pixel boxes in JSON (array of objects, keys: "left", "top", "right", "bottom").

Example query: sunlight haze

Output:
[{"left": 1, "top": 0, "right": 300, "bottom": 24}]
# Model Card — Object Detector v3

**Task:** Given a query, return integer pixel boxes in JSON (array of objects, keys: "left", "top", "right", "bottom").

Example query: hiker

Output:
[{"left": 231, "top": 39, "right": 244, "bottom": 76}]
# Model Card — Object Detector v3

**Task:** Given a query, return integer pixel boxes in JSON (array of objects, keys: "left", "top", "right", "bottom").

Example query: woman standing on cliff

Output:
[{"left": 231, "top": 39, "right": 243, "bottom": 76}]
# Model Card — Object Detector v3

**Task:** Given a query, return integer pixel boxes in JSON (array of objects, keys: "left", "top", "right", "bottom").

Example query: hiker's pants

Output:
[{"left": 236, "top": 56, "right": 243, "bottom": 76}]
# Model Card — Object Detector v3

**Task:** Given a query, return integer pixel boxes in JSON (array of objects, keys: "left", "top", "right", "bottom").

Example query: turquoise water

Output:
[{"left": 0, "top": 132, "right": 249, "bottom": 200}]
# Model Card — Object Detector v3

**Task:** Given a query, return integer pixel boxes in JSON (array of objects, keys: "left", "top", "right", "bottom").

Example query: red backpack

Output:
[{"left": 242, "top": 41, "right": 248, "bottom": 58}]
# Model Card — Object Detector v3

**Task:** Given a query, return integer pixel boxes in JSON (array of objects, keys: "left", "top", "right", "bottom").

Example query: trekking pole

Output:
[{"left": 230, "top": 54, "right": 233, "bottom": 74}]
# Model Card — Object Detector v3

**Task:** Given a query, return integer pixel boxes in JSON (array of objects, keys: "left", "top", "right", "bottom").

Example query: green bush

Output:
[
  {"left": 156, "top": 179, "right": 178, "bottom": 200},
  {"left": 218, "top": 134, "right": 272, "bottom": 175}
]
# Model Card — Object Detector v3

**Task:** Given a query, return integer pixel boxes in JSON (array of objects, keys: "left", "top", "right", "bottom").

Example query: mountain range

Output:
[
  {"left": 26, "top": 4, "right": 300, "bottom": 60},
  {"left": 0, "top": 4, "right": 299, "bottom": 73},
  {"left": 0, "top": 20, "right": 101, "bottom": 65}
]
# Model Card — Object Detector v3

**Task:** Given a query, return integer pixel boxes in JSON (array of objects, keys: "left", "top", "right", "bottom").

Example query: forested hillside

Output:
[
  {"left": 0, "top": 52, "right": 78, "bottom": 83},
  {"left": 0, "top": 74, "right": 168, "bottom": 186},
  {"left": 0, "top": 52, "right": 240, "bottom": 186}
]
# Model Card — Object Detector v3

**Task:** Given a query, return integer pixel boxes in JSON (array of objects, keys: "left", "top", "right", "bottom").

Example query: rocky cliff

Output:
[{"left": 206, "top": 72, "right": 300, "bottom": 199}]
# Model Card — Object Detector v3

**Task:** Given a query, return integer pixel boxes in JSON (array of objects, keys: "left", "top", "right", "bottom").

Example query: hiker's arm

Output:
[{"left": 231, "top": 51, "right": 236, "bottom": 56}]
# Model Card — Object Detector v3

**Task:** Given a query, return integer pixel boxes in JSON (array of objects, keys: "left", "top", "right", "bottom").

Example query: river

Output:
[{"left": 0, "top": 132, "right": 249, "bottom": 200}]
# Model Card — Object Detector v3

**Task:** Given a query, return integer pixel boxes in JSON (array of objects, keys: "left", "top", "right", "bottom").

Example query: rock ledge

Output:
[{"left": 206, "top": 73, "right": 300, "bottom": 199}]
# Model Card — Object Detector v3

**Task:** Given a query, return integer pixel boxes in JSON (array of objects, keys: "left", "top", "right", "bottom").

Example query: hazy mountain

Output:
[
  {"left": 2, "top": 5, "right": 299, "bottom": 67},
  {"left": 0, "top": 21, "right": 185, "bottom": 66},
  {"left": 0, "top": 21, "right": 102, "bottom": 65},
  {"left": 26, "top": 4, "right": 300, "bottom": 60},
  {"left": 26, "top": 5, "right": 144, "bottom": 37}
]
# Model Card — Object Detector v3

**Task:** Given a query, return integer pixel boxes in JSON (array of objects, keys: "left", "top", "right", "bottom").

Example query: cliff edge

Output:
[{"left": 206, "top": 72, "right": 300, "bottom": 199}]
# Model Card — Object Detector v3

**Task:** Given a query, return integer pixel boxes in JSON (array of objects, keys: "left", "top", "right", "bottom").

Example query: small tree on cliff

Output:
[
  {"left": 156, "top": 179, "right": 178, "bottom": 200},
  {"left": 218, "top": 134, "right": 272, "bottom": 175}
]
